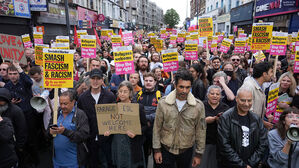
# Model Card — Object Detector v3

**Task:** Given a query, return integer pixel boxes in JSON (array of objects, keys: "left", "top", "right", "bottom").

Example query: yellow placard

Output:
[
  {"left": 229, "top": 35, "right": 234, "bottom": 40},
  {"left": 81, "top": 39, "right": 96, "bottom": 48},
  {"left": 34, "top": 34, "right": 43, "bottom": 39},
  {"left": 253, "top": 51, "right": 266, "bottom": 61},
  {"left": 215, "top": 32, "right": 220, "bottom": 35},
  {"left": 235, "top": 40, "right": 246, "bottom": 47},
  {"left": 271, "top": 36, "right": 287, "bottom": 46},
  {"left": 198, "top": 17, "right": 213, "bottom": 37},
  {"left": 148, "top": 33, "right": 155, "bottom": 37},
  {"left": 170, "top": 36, "right": 177, "bottom": 41},
  {"left": 78, "top": 32, "right": 88, "bottom": 39},
  {"left": 162, "top": 52, "right": 178, "bottom": 63},
  {"left": 185, "top": 44, "right": 198, "bottom": 52},
  {"left": 43, "top": 49, "right": 74, "bottom": 88},
  {"left": 35, "top": 45, "right": 49, "bottom": 65},
  {"left": 22, "top": 36, "right": 30, "bottom": 43},
  {"left": 114, "top": 50, "right": 133, "bottom": 62},
  {"left": 211, "top": 42, "right": 217, "bottom": 48},
  {"left": 112, "top": 37, "right": 122, "bottom": 43},
  {"left": 222, "top": 39, "right": 231, "bottom": 47},
  {"left": 154, "top": 39, "right": 163, "bottom": 52},
  {"left": 251, "top": 22, "right": 273, "bottom": 50},
  {"left": 267, "top": 87, "right": 279, "bottom": 103},
  {"left": 161, "top": 30, "right": 166, "bottom": 34},
  {"left": 178, "top": 33, "right": 185, "bottom": 38},
  {"left": 191, "top": 34, "right": 198, "bottom": 40}
]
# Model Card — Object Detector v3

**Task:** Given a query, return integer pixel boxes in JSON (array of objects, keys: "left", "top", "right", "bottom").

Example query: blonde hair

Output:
[{"left": 278, "top": 72, "right": 296, "bottom": 97}]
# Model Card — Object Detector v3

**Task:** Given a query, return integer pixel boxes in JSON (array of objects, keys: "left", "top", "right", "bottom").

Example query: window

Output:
[
  {"left": 211, "top": 5, "right": 213, "bottom": 10},
  {"left": 216, "top": 2, "right": 218, "bottom": 8},
  {"left": 236, "top": 0, "right": 240, "bottom": 7},
  {"left": 228, "top": 0, "right": 231, "bottom": 11},
  {"left": 221, "top": 0, "right": 223, "bottom": 8},
  {"left": 207, "top": 7, "right": 209, "bottom": 12}
]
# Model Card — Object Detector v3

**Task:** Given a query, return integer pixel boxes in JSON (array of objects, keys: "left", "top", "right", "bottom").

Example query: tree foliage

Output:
[{"left": 164, "top": 8, "right": 180, "bottom": 28}]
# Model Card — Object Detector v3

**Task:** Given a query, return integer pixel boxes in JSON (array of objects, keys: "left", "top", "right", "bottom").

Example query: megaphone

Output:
[
  {"left": 30, "top": 90, "right": 49, "bottom": 111},
  {"left": 287, "top": 124, "right": 299, "bottom": 142}
]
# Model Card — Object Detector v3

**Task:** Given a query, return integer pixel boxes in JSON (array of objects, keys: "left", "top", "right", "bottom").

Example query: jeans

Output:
[
  {"left": 87, "top": 139, "right": 112, "bottom": 168},
  {"left": 155, "top": 146, "right": 193, "bottom": 168}
]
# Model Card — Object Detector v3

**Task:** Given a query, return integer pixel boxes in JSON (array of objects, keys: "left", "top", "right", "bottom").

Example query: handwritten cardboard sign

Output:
[
  {"left": 0, "top": 33, "right": 27, "bottom": 64},
  {"left": 96, "top": 103, "right": 141, "bottom": 135}
]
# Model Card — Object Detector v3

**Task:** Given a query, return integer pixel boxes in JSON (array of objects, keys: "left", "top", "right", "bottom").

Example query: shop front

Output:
[
  {"left": 254, "top": 0, "right": 299, "bottom": 33},
  {"left": 230, "top": 1, "right": 254, "bottom": 35}
]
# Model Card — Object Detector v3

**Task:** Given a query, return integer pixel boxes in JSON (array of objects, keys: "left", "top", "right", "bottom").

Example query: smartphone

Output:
[
  {"left": 49, "top": 124, "right": 58, "bottom": 129},
  {"left": 217, "top": 112, "right": 223, "bottom": 117}
]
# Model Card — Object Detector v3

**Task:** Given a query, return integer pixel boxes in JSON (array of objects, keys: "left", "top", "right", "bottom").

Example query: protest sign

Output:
[
  {"left": 270, "top": 32, "right": 288, "bottom": 56},
  {"left": 294, "top": 46, "right": 299, "bottom": 73},
  {"left": 51, "top": 43, "right": 69, "bottom": 50},
  {"left": 153, "top": 39, "right": 163, "bottom": 53},
  {"left": 96, "top": 103, "right": 141, "bottom": 135},
  {"left": 161, "top": 49, "right": 179, "bottom": 72},
  {"left": 160, "top": 29, "right": 167, "bottom": 39},
  {"left": 185, "top": 40, "right": 198, "bottom": 60},
  {"left": 21, "top": 34, "right": 33, "bottom": 48},
  {"left": 0, "top": 33, "right": 27, "bottom": 64},
  {"left": 172, "top": 29, "right": 177, "bottom": 35},
  {"left": 247, "top": 35, "right": 252, "bottom": 51},
  {"left": 43, "top": 48, "right": 75, "bottom": 88},
  {"left": 211, "top": 40, "right": 218, "bottom": 52},
  {"left": 218, "top": 35, "right": 224, "bottom": 43},
  {"left": 207, "top": 36, "right": 212, "bottom": 49},
  {"left": 198, "top": 17, "right": 213, "bottom": 37},
  {"left": 190, "top": 32, "right": 199, "bottom": 44},
  {"left": 229, "top": 34, "right": 234, "bottom": 41},
  {"left": 35, "top": 44, "right": 49, "bottom": 65},
  {"left": 147, "top": 32, "right": 155, "bottom": 37},
  {"left": 56, "top": 36, "right": 70, "bottom": 43},
  {"left": 170, "top": 35, "right": 177, "bottom": 45},
  {"left": 253, "top": 50, "right": 266, "bottom": 61},
  {"left": 77, "top": 30, "right": 88, "bottom": 45},
  {"left": 198, "top": 37, "right": 206, "bottom": 48},
  {"left": 239, "top": 33, "right": 247, "bottom": 38},
  {"left": 234, "top": 38, "right": 246, "bottom": 54},
  {"left": 113, "top": 46, "right": 135, "bottom": 75},
  {"left": 101, "top": 29, "right": 110, "bottom": 40},
  {"left": 238, "top": 29, "right": 244, "bottom": 37},
  {"left": 81, "top": 35, "right": 96, "bottom": 58},
  {"left": 266, "top": 82, "right": 280, "bottom": 123},
  {"left": 123, "top": 31, "right": 134, "bottom": 46},
  {"left": 111, "top": 35, "right": 122, "bottom": 48},
  {"left": 219, "top": 38, "right": 232, "bottom": 53},
  {"left": 251, "top": 22, "right": 273, "bottom": 50},
  {"left": 177, "top": 32, "right": 185, "bottom": 43},
  {"left": 33, "top": 32, "right": 43, "bottom": 44}
]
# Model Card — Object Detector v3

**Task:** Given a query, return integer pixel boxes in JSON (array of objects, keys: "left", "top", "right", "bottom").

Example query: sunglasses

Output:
[
  {"left": 0, "top": 68, "right": 7, "bottom": 71},
  {"left": 232, "top": 59, "right": 240, "bottom": 62}
]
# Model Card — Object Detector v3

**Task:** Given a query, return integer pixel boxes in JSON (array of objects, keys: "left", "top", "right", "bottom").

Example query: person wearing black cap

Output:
[
  {"left": 0, "top": 88, "right": 27, "bottom": 166},
  {"left": 77, "top": 68, "right": 116, "bottom": 168}
]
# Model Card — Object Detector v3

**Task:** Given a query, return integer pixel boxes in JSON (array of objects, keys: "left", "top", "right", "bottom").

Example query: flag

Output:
[
  {"left": 74, "top": 26, "right": 79, "bottom": 47},
  {"left": 119, "top": 27, "right": 123, "bottom": 37},
  {"left": 93, "top": 28, "right": 101, "bottom": 47}
]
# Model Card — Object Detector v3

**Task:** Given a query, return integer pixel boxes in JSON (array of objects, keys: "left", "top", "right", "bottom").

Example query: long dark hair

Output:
[
  {"left": 190, "top": 63, "right": 208, "bottom": 88},
  {"left": 276, "top": 107, "right": 299, "bottom": 140}
]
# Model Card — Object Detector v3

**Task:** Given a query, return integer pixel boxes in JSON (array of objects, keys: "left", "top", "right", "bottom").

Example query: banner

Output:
[
  {"left": 113, "top": 46, "right": 135, "bottom": 75},
  {"left": 77, "top": 30, "right": 88, "bottom": 45},
  {"left": 21, "top": 34, "right": 33, "bottom": 48},
  {"left": 198, "top": 17, "right": 213, "bottom": 37},
  {"left": 234, "top": 38, "right": 247, "bottom": 54},
  {"left": 43, "top": 48, "right": 75, "bottom": 88},
  {"left": 266, "top": 82, "right": 280, "bottom": 123},
  {"left": 170, "top": 35, "right": 177, "bottom": 45},
  {"left": 51, "top": 43, "right": 69, "bottom": 50},
  {"left": 270, "top": 32, "right": 288, "bottom": 56},
  {"left": 33, "top": 32, "right": 43, "bottom": 44},
  {"left": 251, "top": 22, "right": 273, "bottom": 50},
  {"left": 161, "top": 49, "right": 179, "bottom": 72},
  {"left": 81, "top": 35, "right": 96, "bottom": 58},
  {"left": 0, "top": 33, "right": 27, "bottom": 64},
  {"left": 56, "top": 36, "right": 70, "bottom": 43},
  {"left": 185, "top": 40, "right": 198, "bottom": 60},
  {"left": 35, "top": 44, "right": 49, "bottom": 65},
  {"left": 219, "top": 38, "right": 232, "bottom": 53},
  {"left": 111, "top": 35, "right": 122, "bottom": 48},
  {"left": 29, "top": 0, "right": 47, "bottom": 11},
  {"left": 294, "top": 46, "right": 299, "bottom": 73},
  {"left": 253, "top": 50, "right": 266, "bottom": 61},
  {"left": 123, "top": 31, "right": 134, "bottom": 46},
  {"left": 96, "top": 103, "right": 141, "bottom": 135},
  {"left": 14, "top": 0, "right": 31, "bottom": 18}
]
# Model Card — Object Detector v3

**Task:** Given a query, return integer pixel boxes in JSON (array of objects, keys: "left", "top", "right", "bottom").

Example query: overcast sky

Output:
[{"left": 151, "top": 0, "right": 189, "bottom": 27}]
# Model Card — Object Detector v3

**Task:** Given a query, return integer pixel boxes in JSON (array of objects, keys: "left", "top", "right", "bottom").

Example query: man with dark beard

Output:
[
  {"left": 0, "top": 88, "right": 27, "bottom": 166},
  {"left": 136, "top": 56, "right": 150, "bottom": 87}
]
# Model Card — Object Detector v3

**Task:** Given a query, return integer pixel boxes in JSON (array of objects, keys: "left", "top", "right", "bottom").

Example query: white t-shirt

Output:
[
  {"left": 176, "top": 99, "right": 187, "bottom": 112},
  {"left": 91, "top": 92, "right": 101, "bottom": 103}
]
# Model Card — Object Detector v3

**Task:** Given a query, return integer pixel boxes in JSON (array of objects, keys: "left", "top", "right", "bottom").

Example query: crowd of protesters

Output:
[{"left": 0, "top": 29, "right": 299, "bottom": 168}]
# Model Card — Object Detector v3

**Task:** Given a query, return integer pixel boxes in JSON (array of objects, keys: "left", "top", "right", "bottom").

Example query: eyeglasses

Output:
[
  {"left": 0, "top": 68, "right": 7, "bottom": 71},
  {"left": 232, "top": 59, "right": 240, "bottom": 62}
]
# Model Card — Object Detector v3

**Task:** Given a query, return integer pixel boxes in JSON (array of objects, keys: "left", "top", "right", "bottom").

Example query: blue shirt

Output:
[
  {"left": 53, "top": 108, "right": 78, "bottom": 167},
  {"left": 110, "top": 74, "right": 125, "bottom": 92}
]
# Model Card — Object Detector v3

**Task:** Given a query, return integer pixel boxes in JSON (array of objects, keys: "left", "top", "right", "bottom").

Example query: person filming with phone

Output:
[{"left": 48, "top": 90, "right": 89, "bottom": 168}]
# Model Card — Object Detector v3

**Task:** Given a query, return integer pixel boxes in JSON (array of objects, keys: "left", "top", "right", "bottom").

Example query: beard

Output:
[{"left": 0, "top": 103, "right": 8, "bottom": 116}]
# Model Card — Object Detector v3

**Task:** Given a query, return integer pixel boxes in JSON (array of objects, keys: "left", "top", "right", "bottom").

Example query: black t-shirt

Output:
[
  {"left": 238, "top": 113, "right": 251, "bottom": 164},
  {"left": 204, "top": 101, "right": 230, "bottom": 144}
]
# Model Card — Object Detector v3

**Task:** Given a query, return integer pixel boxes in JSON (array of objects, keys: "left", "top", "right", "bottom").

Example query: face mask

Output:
[
  {"left": 0, "top": 103, "right": 8, "bottom": 116},
  {"left": 224, "top": 70, "right": 233, "bottom": 77}
]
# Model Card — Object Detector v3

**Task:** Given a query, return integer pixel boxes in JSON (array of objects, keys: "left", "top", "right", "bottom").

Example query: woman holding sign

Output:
[{"left": 104, "top": 81, "right": 147, "bottom": 168}]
